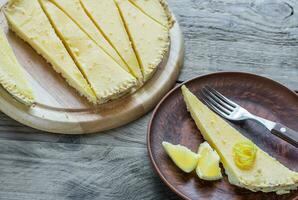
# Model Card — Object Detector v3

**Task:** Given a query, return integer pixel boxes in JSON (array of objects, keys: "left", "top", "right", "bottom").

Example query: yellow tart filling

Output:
[{"left": 4, "top": 0, "right": 97, "bottom": 104}]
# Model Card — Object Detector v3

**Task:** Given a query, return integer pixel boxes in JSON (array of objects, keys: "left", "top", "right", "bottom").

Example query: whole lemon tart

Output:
[{"left": 3, "top": 0, "right": 173, "bottom": 104}]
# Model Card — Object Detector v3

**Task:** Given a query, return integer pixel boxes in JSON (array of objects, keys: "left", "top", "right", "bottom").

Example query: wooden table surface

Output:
[{"left": 0, "top": 0, "right": 297, "bottom": 199}]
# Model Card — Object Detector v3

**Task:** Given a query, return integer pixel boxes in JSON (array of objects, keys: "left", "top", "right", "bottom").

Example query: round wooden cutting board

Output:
[{"left": 0, "top": 6, "right": 184, "bottom": 134}]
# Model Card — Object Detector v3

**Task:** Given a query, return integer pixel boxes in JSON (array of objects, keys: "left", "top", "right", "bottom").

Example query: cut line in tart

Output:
[
  {"left": 40, "top": 0, "right": 137, "bottom": 104},
  {"left": 181, "top": 85, "right": 298, "bottom": 194},
  {"left": 128, "top": 0, "right": 174, "bottom": 29},
  {"left": 116, "top": 0, "right": 170, "bottom": 82},
  {"left": 47, "top": 0, "right": 129, "bottom": 73},
  {"left": 4, "top": 0, "right": 97, "bottom": 104},
  {"left": 80, "top": 0, "right": 143, "bottom": 82},
  {"left": 0, "top": 28, "right": 34, "bottom": 106}
]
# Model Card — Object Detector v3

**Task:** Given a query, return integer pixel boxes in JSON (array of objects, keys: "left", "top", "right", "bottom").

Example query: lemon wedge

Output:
[
  {"left": 196, "top": 142, "right": 222, "bottom": 181},
  {"left": 162, "top": 142, "right": 199, "bottom": 173}
]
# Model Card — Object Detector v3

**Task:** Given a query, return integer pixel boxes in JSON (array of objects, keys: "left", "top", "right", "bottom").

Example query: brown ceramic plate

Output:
[{"left": 147, "top": 72, "right": 298, "bottom": 200}]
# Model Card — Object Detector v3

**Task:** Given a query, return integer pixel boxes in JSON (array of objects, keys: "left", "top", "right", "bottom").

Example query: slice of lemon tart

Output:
[
  {"left": 47, "top": 0, "right": 129, "bottom": 73},
  {"left": 0, "top": 28, "right": 34, "bottom": 105},
  {"left": 80, "top": 0, "right": 143, "bottom": 82},
  {"left": 128, "top": 0, "right": 174, "bottom": 29},
  {"left": 116, "top": 0, "right": 170, "bottom": 82},
  {"left": 4, "top": 0, "right": 97, "bottom": 104},
  {"left": 181, "top": 85, "right": 298, "bottom": 194},
  {"left": 40, "top": 0, "right": 137, "bottom": 103}
]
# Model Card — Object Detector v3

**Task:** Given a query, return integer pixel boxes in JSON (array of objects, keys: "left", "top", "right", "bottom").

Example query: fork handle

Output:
[{"left": 271, "top": 123, "right": 298, "bottom": 148}]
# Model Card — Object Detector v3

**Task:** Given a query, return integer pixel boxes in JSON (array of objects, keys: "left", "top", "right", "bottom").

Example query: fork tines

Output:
[{"left": 200, "top": 86, "right": 236, "bottom": 117}]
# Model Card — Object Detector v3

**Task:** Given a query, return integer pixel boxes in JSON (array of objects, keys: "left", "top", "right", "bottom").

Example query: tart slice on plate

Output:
[
  {"left": 0, "top": 28, "right": 34, "bottom": 106},
  {"left": 181, "top": 85, "right": 298, "bottom": 194},
  {"left": 4, "top": 0, "right": 97, "bottom": 104},
  {"left": 40, "top": 0, "right": 137, "bottom": 104}
]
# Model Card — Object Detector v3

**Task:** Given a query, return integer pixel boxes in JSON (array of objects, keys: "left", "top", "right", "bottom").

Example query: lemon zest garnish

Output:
[{"left": 233, "top": 141, "right": 257, "bottom": 170}]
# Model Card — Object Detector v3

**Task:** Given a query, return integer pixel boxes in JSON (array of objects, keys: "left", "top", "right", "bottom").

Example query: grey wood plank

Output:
[
  {"left": 169, "top": 0, "right": 298, "bottom": 90},
  {"left": 0, "top": 139, "right": 179, "bottom": 200}
]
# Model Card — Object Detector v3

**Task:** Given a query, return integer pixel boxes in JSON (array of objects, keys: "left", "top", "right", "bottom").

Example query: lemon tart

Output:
[
  {"left": 128, "top": 0, "right": 174, "bottom": 29},
  {"left": 4, "top": 0, "right": 97, "bottom": 104},
  {"left": 40, "top": 0, "right": 137, "bottom": 103},
  {"left": 181, "top": 85, "right": 298, "bottom": 194},
  {"left": 0, "top": 28, "right": 34, "bottom": 105},
  {"left": 81, "top": 0, "right": 143, "bottom": 82},
  {"left": 116, "top": 0, "right": 170, "bottom": 82},
  {"left": 47, "top": 0, "right": 128, "bottom": 73}
]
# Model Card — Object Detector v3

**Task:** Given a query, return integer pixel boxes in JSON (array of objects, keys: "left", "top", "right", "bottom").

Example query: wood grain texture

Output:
[
  {"left": 0, "top": 9, "right": 184, "bottom": 134},
  {"left": 148, "top": 72, "right": 298, "bottom": 200},
  {"left": 0, "top": 0, "right": 297, "bottom": 199},
  {"left": 169, "top": 0, "right": 298, "bottom": 90},
  {"left": 0, "top": 111, "right": 181, "bottom": 200},
  {"left": 0, "top": 139, "right": 180, "bottom": 200}
]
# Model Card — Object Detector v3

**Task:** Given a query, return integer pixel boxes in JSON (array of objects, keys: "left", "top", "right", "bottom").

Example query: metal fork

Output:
[{"left": 201, "top": 86, "right": 298, "bottom": 148}]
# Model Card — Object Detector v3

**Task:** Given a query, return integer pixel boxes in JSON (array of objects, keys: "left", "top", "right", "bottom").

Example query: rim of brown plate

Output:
[{"left": 147, "top": 71, "right": 298, "bottom": 200}]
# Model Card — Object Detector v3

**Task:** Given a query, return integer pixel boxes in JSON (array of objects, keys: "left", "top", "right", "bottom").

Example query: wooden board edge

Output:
[{"left": 0, "top": 16, "right": 185, "bottom": 134}]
